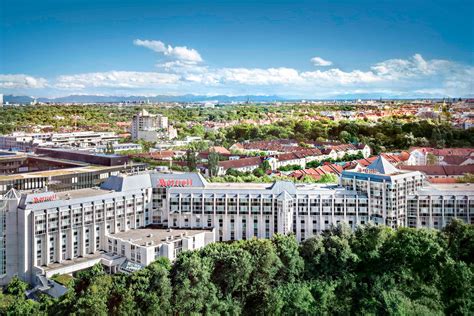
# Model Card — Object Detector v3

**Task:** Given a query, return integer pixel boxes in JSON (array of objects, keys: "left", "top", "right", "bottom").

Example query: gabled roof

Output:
[
  {"left": 208, "top": 146, "right": 231, "bottom": 155},
  {"left": 366, "top": 156, "right": 399, "bottom": 175},
  {"left": 219, "top": 157, "right": 262, "bottom": 169}
]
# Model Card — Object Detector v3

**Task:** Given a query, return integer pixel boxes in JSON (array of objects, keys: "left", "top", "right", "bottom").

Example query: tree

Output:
[
  {"left": 441, "top": 261, "right": 474, "bottom": 315},
  {"left": 426, "top": 153, "right": 437, "bottom": 165},
  {"left": 442, "top": 219, "right": 474, "bottom": 264},
  {"left": 128, "top": 257, "right": 172, "bottom": 315},
  {"left": 272, "top": 234, "right": 304, "bottom": 283},
  {"left": 72, "top": 274, "right": 113, "bottom": 315},
  {"left": 240, "top": 239, "right": 282, "bottom": 314},
  {"left": 185, "top": 149, "right": 197, "bottom": 172},
  {"left": 5, "top": 276, "right": 28, "bottom": 296},
  {"left": 457, "top": 173, "right": 474, "bottom": 183},
  {"left": 171, "top": 252, "right": 220, "bottom": 314},
  {"left": 252, "top": 168, "right": 265, "bottom": 177},
  {"left": 260, "top": 160, "right": 271, "bottom": 171},
  {"left": 318, "top": 173, "right": 338, "bottom": 183},
  {"left": 200, "top": 243, "right": 253, "bottom": 300},
  {"left": 268, "top": 282, "right": 315, "bottom": 315},
  {"left": 207, "top": 150, "right": 220, "bottom": 177},
  {"left": 339, "top": 131, "right": 352, "bottom": 143}
]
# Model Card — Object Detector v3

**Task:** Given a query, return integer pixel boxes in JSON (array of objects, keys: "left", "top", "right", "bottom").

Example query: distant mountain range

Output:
[
  {"left": 3, "top": 93, "right": 459, "bottom": 104},
  {"left": 3, "top": 94, "right": 288, "bottom": 104}
]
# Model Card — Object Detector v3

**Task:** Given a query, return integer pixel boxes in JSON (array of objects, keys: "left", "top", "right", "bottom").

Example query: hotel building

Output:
[{"left": 0, "top": 156, "right": 472, "bottom": 287}]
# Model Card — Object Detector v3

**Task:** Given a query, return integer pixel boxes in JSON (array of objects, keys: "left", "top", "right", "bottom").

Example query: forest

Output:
[{"left": 1, "top": 220, "right": 473, "bottom": 315}]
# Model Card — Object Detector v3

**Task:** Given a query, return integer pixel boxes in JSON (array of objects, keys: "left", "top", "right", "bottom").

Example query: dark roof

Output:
[{"left": 441, "top": 155, "right": 470, "bottom": 165}]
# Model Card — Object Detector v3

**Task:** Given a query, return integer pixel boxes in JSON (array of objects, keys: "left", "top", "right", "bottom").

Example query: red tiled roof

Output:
[
  {"left": 290, "top": 163, "right": 343, "bottom": 180},
  {"left": 219, "top": 157, "right": 263, "bottom": 169},
  {"left": 428, "top": 178, "right": 458, "bottom": 184},
  {"left": 399, "top": 164, "right": 474, "bottom": 176},
  {"left": 440, "top": 155, "right": 469, "bottom": 165},
  {"left": 409, "top": 147, "right": 474, "bottom": 156},
  {"left": 208, "top": 146, "right": 231, "bottom": 155},
  {"left": 133, "top": 151, "right": 175, "bottom": 160}
]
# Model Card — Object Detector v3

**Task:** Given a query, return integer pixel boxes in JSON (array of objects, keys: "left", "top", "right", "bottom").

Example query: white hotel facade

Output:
[{"left": 0, "top": 157, "right": 472, "bottom": 286}]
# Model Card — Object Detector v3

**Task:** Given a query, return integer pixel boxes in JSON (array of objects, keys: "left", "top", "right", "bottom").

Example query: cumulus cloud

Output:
[
  {"left": 134, "top": 39, "right": 203, "bottom": 64},
  {"left": 55, "top": 71, "right": 180, "bottom": 89},
  {"left": 311, "top": 56, "right": 332, "bottom": 66},
  {"left": 0, "top": 74, "right": 48, "bottom": 89},
  {"left": 370, "top": 53, "right": 453, "bottom": 79},
  {"left": 2, "top": 52, "right": 472, "bottom": 98}
]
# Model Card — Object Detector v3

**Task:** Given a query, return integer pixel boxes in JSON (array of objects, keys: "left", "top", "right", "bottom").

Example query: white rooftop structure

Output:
[{"left": 366, "top": 155, "right": 400, "bottom": 175}]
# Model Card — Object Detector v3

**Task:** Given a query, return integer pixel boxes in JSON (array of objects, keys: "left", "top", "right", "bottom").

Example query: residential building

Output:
[
  {"left": 407, "top": 147, "right": 474, "bottom": 166},
  {"left": 217, "top": 157, "right": 263, "bottom": 175},
  {"left": 131, "top": 109, "right": 177, "bottom": 141}
]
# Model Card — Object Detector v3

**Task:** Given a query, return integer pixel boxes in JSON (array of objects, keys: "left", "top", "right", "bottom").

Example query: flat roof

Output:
[
  {"left": 55, "top": 187, "right": 112, "bottom": 200},
  {"left": 415, "top": 183, "right": 474, "bottom": 196},
  {"left": 38, "top": 147, "right": 124, "bottom": 158},
  {"left": 429, "top": 183, "right": 473, "bottom": 190},
  {"left": 109, "top": 228, "right": 213, "bottom": 247},
  {"left": 40, "top": 252, "right": 104, "bottom": 273},
  {"left": 0, "top": 153, "right": 26, "bottom": 160},
  {"left": 0, "top": 164, "right": 122, "bottom": 181},
  {"left": 205, "top": 182, "right": 273, "bottom": 189}
]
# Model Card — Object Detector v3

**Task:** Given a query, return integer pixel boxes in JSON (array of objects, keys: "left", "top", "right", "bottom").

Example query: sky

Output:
[{"left": 0, "top": 0, "right": 473, "bottom": 99}]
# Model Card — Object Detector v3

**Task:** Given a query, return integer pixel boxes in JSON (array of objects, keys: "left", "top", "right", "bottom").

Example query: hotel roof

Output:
[
  {"left": 109, "top": 228, "right": 213, "bottom": 247},
  {"left": 366, "top": 156, "right": 400, "bottom": 175},
  {"left": 415, "top": 183, "right": 474, "bottom": 196},
  {"left": 0, "top": 164, "right": 123, "bottom": 182}
]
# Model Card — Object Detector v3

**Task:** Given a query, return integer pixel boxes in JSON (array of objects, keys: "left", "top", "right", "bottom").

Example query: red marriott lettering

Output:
[
  {"left": 32, "top": 194, "right": 57, "bottom": 204},
  {"left": 158, "top": 179, "right": 193, "bottom": 187}
]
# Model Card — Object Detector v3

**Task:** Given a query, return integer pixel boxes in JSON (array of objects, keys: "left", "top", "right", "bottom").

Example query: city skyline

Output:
[{"left": 1, "top": 0, "right": 473, "bottom": 98}]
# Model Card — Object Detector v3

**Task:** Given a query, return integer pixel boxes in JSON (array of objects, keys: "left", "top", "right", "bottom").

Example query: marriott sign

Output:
[{"left": 158, "top": 179, "right": 193, "bottom": 187}]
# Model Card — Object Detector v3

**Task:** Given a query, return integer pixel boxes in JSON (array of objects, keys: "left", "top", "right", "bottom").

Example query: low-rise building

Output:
[
  {"left": 94, "top": 143, "right": 142, "bottom": 153},
  {"left": 217, "top": 157, "right": 263, "bottom": 175},
  {"left": 0, "top": 131, "right": 121, "bottom": 152}
]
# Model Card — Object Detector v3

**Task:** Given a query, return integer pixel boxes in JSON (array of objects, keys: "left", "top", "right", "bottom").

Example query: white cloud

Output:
[
  {"left": 0, "top": 74, "right": 48, "bottom": 89},
  {"left": 134, "top": 39, "right": 203, "bottom": 64},
  {"left": 311, "top": 56, "right": 332, "bottom": 66},
  {"left": 216, "top": 67, "right": 302, "bottom": 85},
  {"left": 55, "top": 71, "right": 180, "bottom": 89},
  {"left": 370, "top": 53, "right": 453, "bottom": 79},
  {"left": 3, "top": 52, "right": 472, "bottom": 98}
]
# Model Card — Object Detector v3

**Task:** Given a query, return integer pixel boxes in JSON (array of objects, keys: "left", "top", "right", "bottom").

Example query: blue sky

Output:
[{"left": 1, "top": 0, "right": 473, "bottom": 98}]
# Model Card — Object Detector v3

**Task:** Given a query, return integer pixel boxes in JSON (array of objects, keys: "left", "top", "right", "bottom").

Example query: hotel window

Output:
[
  {"left": 36, "top": 239, "right": 42, "bottom": 266},
  {"left": 155, "top": 246, "right": 161, "bottom": 259},
  {"left": 131, "top": 245, "right": 136, "bottom": 261},
  {"left": 230, "top": 218, "right": 235, "bottom": 240},
  {"left": 253, "top": 217, "right": 258, "bottom": 237},
  {"left": 62, "top": 234, "right": 67, "bottom": 260},
  {"left": 49, "top": 236, "right": 55, "bottom": 262},
  {"left": 74, "top": 231, "right": 79, "bottom": 256}
]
